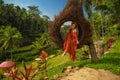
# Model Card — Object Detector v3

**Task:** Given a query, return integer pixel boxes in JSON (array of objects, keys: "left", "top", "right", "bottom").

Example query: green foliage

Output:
[
  {"left": 107, "top": 24, "right": 119, "bottom": 36},
  {"left": 32, "top": 33, "right": 49, "bottom": 49},
  {"left": 86, "top": 37, "right": 120, "bottom": 74},
  {"left": 60, "top": 25, "right": 70, "bottom": 39},
  {"left": 13, "top": 48, "right": 39, "bottom": 62},
  {"left": 0, "top": 26, "right": 22, "bottom": 60},
  {"left": 0, "top": 1, "right": 49, "bottom": 45},
  {"left": 83, "top": 0, "right": 120, "bottom": 39},
  {"left": 32, "top": 33, "right": 57, "bottom": 55},
  {"left": 0, "top": 26, "right": 22, "bottom": 47}
]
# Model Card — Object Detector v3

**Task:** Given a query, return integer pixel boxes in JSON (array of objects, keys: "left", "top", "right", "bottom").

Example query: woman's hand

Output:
[{"left": 77, "top": 41, "right": 79, "bottom": 44}]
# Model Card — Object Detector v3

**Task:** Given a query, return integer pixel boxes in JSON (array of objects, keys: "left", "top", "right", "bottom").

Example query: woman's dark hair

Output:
[
  {"left": 71, "top": 22, "right": 77, "bottom": 28},
  {"left": 68, "top": 22, "right": 77, "bottom": 33}
]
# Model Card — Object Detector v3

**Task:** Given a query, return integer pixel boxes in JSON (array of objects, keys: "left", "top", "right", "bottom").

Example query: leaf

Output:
[
  {"left": 20, "top": 71, "right": 26, "bottom": 79},
  {"left": 4, "top": 72, "right": 21, "bottom": 80},
  {"left": 22, "top": 61, "right": 27, "bottom": 71},
  {"left": 13, "top": 67, "right": 19, "bottom": 75},
  {"left": 31, "top": 69, "right": 38, "bottom": 80},
  {"left": 26, "top": 65, "right": 32, "bottom": 78}
]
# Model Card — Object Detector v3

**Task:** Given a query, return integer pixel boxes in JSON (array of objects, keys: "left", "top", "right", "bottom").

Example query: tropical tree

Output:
[
  {"left": 105, "top": 0, "right": 120, "bottom": 35},
  {"left": 83, "top": 0, "right": 98, "bottom": 40},
  {"left": 28, "top": 6, "right": 41, "bottom": 17},
  {"left": 0, "top": 26, "right": 22, "bottom": 60},
  {"left": 83, "top": 0, "right": 115, "bottom": 38},
  {"left": 32, "top": 33, "right": 51, "bottom": 50},
  {"left": 0, "top": 0, "right": 4, "bottom": 5},
  {"left": 42, "top": 15, "right": 50, "bottom": 32},
  {"left": 0, "top": 0, "right": 50, "bottom": 45}
]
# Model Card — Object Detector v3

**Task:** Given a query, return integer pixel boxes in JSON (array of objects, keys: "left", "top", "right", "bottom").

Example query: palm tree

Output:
[
  {"left": 81, "top": 0, "right": 99, "bottom": 61},
  {"left": 0, "top": 26, "right": 22, "bottom": 60},
  {"left": 106, "top": 0, "right": 120, "bottom": 35},
  {"left": 32, "top": 33, "right": 51, "bottom": 50},
  {"left": 28, "top": 6, "right": 42, "bottom": 18},
  {"left": 0, "top": 0, "right": 4, "bottom": 6},
  {"left": 43, "top": 15, "right": 50, "bottom": 20}
]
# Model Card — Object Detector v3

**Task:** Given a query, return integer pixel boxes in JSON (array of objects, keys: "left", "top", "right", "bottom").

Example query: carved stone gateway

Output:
[{"left": 49, "top": 0, "right": 98, "bottom": 62}]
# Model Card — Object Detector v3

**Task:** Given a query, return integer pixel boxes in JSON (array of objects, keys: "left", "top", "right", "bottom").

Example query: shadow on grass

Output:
[
  {"left": 98, "top": 52, "right": 120, "bottom": 65},
  {"left": 98, "top": 57, "right": 120, "bottom": 65}
]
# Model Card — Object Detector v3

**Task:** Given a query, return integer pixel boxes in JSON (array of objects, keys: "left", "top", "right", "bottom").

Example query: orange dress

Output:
[{"left": 63, "top": 29, "right": 78, "bottom": 61}]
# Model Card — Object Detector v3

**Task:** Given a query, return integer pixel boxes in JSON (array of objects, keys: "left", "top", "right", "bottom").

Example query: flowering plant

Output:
[
  {"left": 3, "top": 63, "right": 39, "bottom": 80},
  {"left": 40, "top": 50, "right": 48, "bottom": 59}
]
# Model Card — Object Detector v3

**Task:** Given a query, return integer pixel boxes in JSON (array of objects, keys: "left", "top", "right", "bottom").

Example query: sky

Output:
[{"left": 4, "top": 0, "right": 67, "bottom": 20}]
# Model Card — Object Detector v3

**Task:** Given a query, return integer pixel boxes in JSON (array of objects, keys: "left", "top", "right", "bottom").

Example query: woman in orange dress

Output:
[{"left": 62, "top": 22, "right": 79, "bottom": 61}]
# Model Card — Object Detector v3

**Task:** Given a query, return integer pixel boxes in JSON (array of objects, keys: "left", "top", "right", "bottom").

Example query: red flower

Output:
[
  {"left": 40, "top": 78, "right": 45, "bottom": 80},
  {"left": 40, "top": 51, "right": 48, "bottom": 59}
]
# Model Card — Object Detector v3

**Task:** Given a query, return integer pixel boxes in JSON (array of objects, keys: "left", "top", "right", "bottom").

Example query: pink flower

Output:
[
  {"left": 0, "top": 61, "right": 14, "bottom": 69},
  {"left": 4, "top": 72, "right": 13, "bottom": 77}
]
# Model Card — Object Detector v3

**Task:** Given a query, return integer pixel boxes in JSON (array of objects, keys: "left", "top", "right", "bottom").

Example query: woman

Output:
[{"left": 62, "top": 22, "right": 79, "bottom": 61}]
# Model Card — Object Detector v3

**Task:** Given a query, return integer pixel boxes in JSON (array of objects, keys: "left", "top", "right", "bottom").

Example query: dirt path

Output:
[
  {"left": 53, "top": 39, "right": 119, "bottom": 80},
  {"left": 54, "top": 66, "right": 120, "bottom": 80}
]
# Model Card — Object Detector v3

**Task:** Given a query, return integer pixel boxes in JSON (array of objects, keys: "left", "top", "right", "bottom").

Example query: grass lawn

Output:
[
  {"left": 35, "top": 36, "right": 120, "bottom": 79},
  {"left": 0, "top": 37, "right": 120, "bottom": 80}
]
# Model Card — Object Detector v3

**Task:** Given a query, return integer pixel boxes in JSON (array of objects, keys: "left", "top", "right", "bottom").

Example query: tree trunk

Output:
[
  {"left": 118, "top": 17, "right": 120, "bottom": 36},
  {"left": 89, "top": 40, "right": 98, "bottom": 62},
  {"left": 100, "top": 11, "right": 104, "bottom": 39},
  {"left": 91, "top": 16, "right": 98, "bottom": 40}
]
